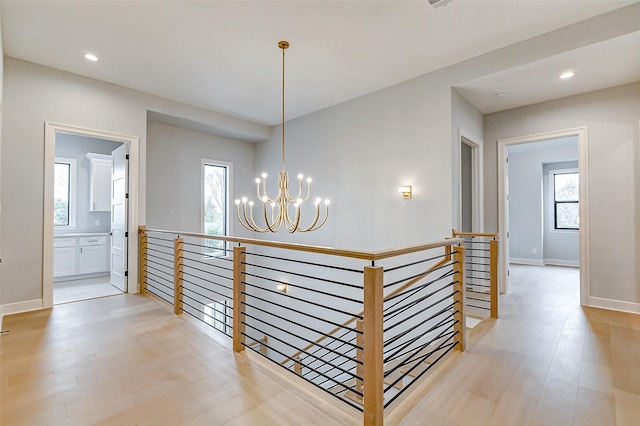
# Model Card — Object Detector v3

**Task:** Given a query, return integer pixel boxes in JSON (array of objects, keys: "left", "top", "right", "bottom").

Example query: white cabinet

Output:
[
  {"left": 86, "top": 153, "right": 112, "bottom": 212},
  {"left": 78, "top": 236, "right": 108, "bottom": 274},
  {"left": 53, "top": 238, "right": 77, "bottom": 277},
  {"left": 54, "top": 235, "right": 109, "bottom": 278}
]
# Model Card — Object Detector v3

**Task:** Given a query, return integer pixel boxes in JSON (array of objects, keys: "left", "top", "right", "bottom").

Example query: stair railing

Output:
[
  {"left": 138, "top": 225, "right": 466, "bottom": 426},
  {"left": 451, "top": 230, "right": 499, "bottom": 319}
]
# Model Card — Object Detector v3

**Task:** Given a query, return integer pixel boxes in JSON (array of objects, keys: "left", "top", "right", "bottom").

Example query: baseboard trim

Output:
[
  {"left": 0, "top": 299, "right": 44, "bottom": 319},
  {"left": 509, "top": 258, "right": 544, "bottom": 266},
  {"left": 544, "top": 259, "right": 580, "bottom": 267},
  {"left": 587, "top": 296, "right": 640, "bottom": 315}
]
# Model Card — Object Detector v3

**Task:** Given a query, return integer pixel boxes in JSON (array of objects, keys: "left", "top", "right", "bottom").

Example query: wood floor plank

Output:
[
  {"left": 613, "top": 388, "right": 640, "bottom": 426},
  {"left": 573, "top": 386, "right": 616, "bottom": 426}
]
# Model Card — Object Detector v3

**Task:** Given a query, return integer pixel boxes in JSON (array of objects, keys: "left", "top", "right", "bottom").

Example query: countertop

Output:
[{"left": 55, "top": 232, "right": 111, "bottom": 238}]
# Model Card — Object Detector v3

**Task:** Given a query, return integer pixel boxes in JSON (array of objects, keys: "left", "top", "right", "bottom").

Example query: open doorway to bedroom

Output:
[{"left": 498, "top": 128, "right": 588, "bottom": 305}]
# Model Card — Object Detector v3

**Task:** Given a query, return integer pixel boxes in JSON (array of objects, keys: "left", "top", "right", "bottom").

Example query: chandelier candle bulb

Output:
[{"left": 235, "top": 40, "right": 330, "bottom": 233}]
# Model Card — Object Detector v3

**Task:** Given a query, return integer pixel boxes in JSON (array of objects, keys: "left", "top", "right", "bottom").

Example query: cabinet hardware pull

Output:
[{"left": 89, "top": 240, "right": 98, "bottom": 242}]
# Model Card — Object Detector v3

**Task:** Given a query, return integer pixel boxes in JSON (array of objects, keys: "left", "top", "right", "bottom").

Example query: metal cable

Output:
[
  {"left": 242, "top": 290, "right": 362, "bottom": 331},
  {"left": 245, "top": 251, "right": 364, "bottom": 274},
  {"left": 242, "top": 262, "right": 363, "bottom": 291},
  {"left": 242, "top": 281, "right": 363, "bottom": 318}
]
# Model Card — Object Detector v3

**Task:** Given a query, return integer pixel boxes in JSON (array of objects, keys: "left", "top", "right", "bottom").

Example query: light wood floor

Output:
[
  {"left": 2, "top": 265, "right": 640, "bottom": 425},
  {"left": 397, "top": 265, "right": 640, "bottom": 426}
]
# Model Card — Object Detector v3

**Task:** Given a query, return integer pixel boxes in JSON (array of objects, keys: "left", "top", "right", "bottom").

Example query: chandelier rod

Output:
[{"left": 279, "top": 41, "right": 288, "bottom": 171}]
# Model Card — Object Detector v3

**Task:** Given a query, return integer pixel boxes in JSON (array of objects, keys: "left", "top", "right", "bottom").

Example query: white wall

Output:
[
  {"left": 254, "top": 75, "right": 455, "bottom": 251},
  {"left": 55, "top": 133, "right": 122, "bottom": 234},
  {"left": 146, "top": 121, "right": 255, "bottom": 237},
  {"left": 506, "top": 138, "right": 578, "bottom": 265},
  {"left": 0, "top": 57, "right": 269, "bottom": 306},
  {"left": 484, "top": 82, "right": 640, "bottom": 305},
  {"left": 0, "top": 8, "right": 4, "bottom": 313}
]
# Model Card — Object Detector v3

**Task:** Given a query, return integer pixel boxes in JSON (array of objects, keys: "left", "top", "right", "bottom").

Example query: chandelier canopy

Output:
[{"left": 235, "top": 41, "right": 330, "bottom": 233}]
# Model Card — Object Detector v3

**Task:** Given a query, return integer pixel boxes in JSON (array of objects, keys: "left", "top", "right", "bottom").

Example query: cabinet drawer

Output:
[
  {"left": 54, "top": 238, "right": 77, "bottom": 248},
  {"left": 79, "top": 236, "right": 107, "bottom": 246}
]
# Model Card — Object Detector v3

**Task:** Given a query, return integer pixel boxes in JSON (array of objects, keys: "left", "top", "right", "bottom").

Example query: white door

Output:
[
  {"left": 503, "top": 154, "right": 510, "bottom": 292},
  {"left": 110, "top": 144, "right": 128, "bottom": 292},
  {"left": 460, "top": 141, "right": 473, "bottom": 233}
]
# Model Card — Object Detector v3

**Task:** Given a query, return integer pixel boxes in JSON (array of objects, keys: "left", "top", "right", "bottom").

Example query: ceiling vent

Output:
[{"left": 428, "top": 0, "right": 454, "bottom": 9}]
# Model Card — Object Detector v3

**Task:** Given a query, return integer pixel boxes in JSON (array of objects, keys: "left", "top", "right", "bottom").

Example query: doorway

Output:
[
  {"left": 497, "top": 128, "right": 589, "bottom": 304},
  {"left": 457, "top": 129, "right": 484, "bottom": 233},
  {"left": 43, "top": 123, "right": 140, "bottom": 308}
]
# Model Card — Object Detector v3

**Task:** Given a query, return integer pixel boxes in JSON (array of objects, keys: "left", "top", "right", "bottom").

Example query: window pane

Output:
[
  {"left": 54, "top": 163, "right": 70, "bottom": 226},
  {"left": 554, "top": 172, "right": 579, "bottom": 201},
  {"left": 556, "top": 202, "right": 579, "bottom": 229},
  {"left": 203, "top": 164, "right": 227, "bottom": 256}
]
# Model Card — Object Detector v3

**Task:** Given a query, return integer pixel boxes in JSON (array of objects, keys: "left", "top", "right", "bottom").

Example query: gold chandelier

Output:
[{"left": 235, "top": 41, "right": 330, "bottom": 233}]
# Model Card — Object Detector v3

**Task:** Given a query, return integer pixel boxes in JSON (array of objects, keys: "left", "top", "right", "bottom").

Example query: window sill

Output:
[{"left": 549, "top": 229, "right": 579, "bottom": 234}]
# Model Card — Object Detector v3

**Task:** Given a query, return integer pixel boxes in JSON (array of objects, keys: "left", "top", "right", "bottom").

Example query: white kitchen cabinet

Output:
[
  {"left": 53, "top": 238, "right": 77, "bottom": 277},
  {"left": 54, "top": 235, "right": 109, "bottom": 278},
  {"left": 78, "top": 236, "right": 108, "bottom": 274},
  {"left": 86, "top": 153, "right": 112, "bottom": 212}
]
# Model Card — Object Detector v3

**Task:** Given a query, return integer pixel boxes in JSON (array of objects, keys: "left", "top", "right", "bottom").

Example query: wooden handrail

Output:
[
  {"left": 140, "top": 227, "right": 463, "bottom": 261},
  {"left": 451, "top": 230, "right": 499, "bottom": 239},
  {"left": 282, "top": 253, "right": 454, "bottom": 365}
]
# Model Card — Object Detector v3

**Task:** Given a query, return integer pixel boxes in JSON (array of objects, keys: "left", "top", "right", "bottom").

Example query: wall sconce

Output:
[
  {"left": 398, "top": 186, "right": 412, "bottom": 199},
  {"left": 276, "top": 283, "right": 288, "bottom": 293}
]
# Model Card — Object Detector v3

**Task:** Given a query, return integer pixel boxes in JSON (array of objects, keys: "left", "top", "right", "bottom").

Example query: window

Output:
[
  {"left": 54, "top": 158, "right": 77, "bottom": 228},
  {"left": 202, "top": 160, "right": 231, "bottom": 256},
  {"left": 552, "top": 170, "right": 579, "bottom": 230}
]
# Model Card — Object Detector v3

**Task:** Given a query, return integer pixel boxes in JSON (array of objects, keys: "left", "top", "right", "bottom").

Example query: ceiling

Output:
[{"left": 1, "top": 1, "right": 638, "bottom": 125}]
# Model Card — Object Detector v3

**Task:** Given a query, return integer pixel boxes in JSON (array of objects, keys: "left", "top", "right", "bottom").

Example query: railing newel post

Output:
[
  {"left": 363, "top": 265, "right": 384, "bottom": 426},
  {"left": 294, "top": 356, "right": 302, "bottom": 376},
  {"left": 138, "top": 226, "right": 147, "bottom": 294},
  {"left": 174, "top": 237, "right": 184, "bottom": 315},
  {"left": 233, "top": 245, "right": 247, "bottom": 352},
  {"left": 452, "top": 243, "right": 466, "bottom": 352},
  {"left": 490, "top": 239, "right": 499, "bottom": 319}
]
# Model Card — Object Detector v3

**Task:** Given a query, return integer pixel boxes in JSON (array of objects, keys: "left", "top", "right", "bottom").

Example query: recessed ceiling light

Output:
[
  {"left": 496, "top": 91, "right": 508, "bottom": 98},
  {"left": 84, "top": 53, "right": 98, "bottom": 62},
  {"left": 560, "top": 71, "right": 575, "bottom": 79}
]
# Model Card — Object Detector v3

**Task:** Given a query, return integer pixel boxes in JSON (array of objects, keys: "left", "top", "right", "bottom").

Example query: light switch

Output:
[{"left": 95, "top": 219, "right": 101, "bottom": 226}]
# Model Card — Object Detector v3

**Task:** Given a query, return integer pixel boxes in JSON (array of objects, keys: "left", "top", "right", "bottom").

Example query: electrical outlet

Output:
[
  {"left": 95, "top": 219, "right": 101, "bottom": 226},
  {"left": 532, "top": 248, "right": 537, "bottom": 254}
]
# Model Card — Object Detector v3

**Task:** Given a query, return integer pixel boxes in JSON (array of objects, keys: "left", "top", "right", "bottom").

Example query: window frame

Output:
[
  {"left": 54, "top": 157, "right": 77, "bottom": 230},
  {"left": 200, "top": 158, "right": 232, "bottom": 258},
  {"left": 549, "top": 168, "right": 579, "bottom": 231}
]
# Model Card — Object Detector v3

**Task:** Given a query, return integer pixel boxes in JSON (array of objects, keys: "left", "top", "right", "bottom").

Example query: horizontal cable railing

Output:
[
  {"left": 138, "top": 226, "right": 467, "bottom": 426},
  {"left": 239, "top": 244, "right": 367, "bottom": 411},
  {"left": 141, "top": 234, "right": 175, "bottom": 305},
  {"left": 451, "top": 230, "right": 498, "bottom": 319}
]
